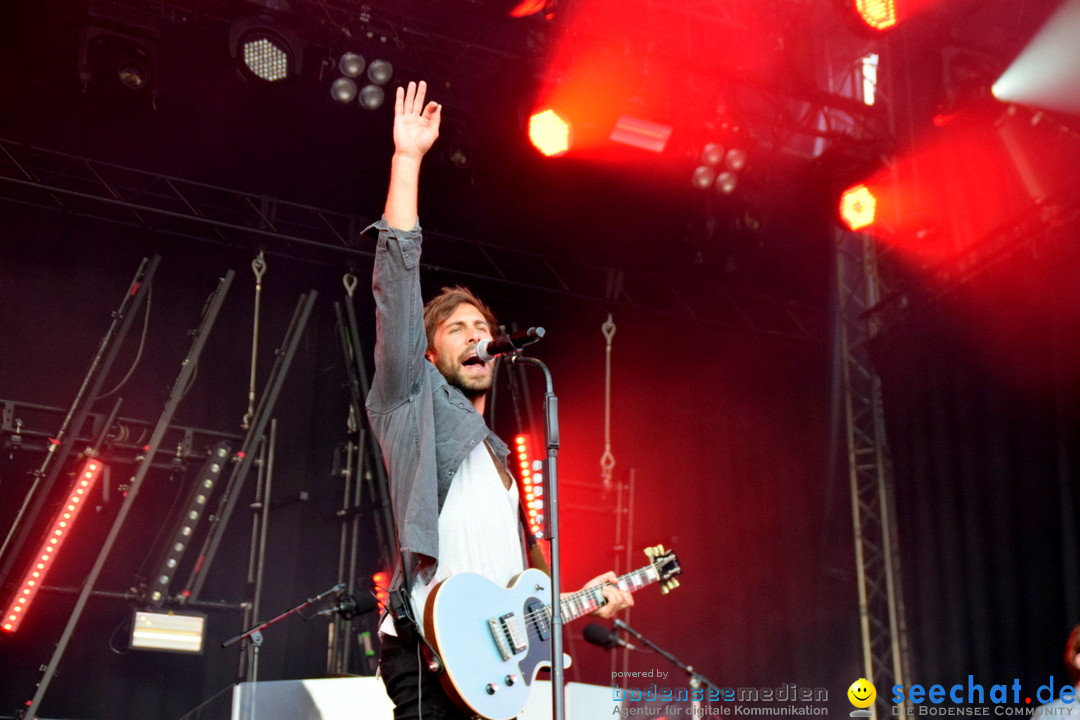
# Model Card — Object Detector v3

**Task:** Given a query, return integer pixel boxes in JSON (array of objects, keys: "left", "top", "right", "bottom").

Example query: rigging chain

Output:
[
  {"left": 600, "top": 313, "right": 617, "bottom": 492},
  {"left": 242, "top": 251, "right": 266, "bottom": 430}
]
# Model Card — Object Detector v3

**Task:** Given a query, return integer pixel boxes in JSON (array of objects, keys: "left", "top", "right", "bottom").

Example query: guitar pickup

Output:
[
  {"left": 525, "top": 599, "right": 551, "bottom": 640},
  {"left": 488, "top": 612, "right": 527, "bottom": 661}
]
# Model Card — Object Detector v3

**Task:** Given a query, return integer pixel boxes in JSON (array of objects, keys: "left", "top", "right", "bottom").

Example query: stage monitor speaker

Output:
[{"left": 228, "top": 676, "right": 618, "bottom": 719}]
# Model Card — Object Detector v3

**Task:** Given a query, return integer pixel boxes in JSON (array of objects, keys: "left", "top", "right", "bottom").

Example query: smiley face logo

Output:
[{"left": 847, "top": 678, "right": 876, "bottom": 709}]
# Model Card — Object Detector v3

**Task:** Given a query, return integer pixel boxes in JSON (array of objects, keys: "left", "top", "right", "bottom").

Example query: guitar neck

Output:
[{"left": 557, "top": 564, "right": 658, "bottom": 623}]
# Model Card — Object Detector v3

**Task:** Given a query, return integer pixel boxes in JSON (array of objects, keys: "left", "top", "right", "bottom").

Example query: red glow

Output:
[
  {"left": 839, "top": 184, "right": 878, "bottom": 231},
  {"left": 372, "top": 571, "right": 390, "bottom": 609},
  {"left": 528, "top": 109, "right": 571, "bottom": 157},
  {"left": 855, "top": 0, "right": 897, "bottom": 30},
  {"left": 857, "top": 106, "right": 1045, "bottom": 271},
  {"left": 2, "top": 459, "right": 104, "bottom": 633},
  {"left": 509, "top": 0, "right": 547, "bottom": 17},
  {"left": 514, "top": 434, "right": 545, "bottom": 538}
]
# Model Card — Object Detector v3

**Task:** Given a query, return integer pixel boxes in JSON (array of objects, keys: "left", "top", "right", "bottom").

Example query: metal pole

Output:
[{"left": 25, "top": 270, "right": 233, "bottom": 719}]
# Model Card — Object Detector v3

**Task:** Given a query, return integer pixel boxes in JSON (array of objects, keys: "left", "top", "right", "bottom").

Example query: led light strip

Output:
[
  {"left": 514, "top": 433, "right": 545, "bottom": 538},
  {"left": 2, "top": 459, "right": 105, "bottom": 633}
]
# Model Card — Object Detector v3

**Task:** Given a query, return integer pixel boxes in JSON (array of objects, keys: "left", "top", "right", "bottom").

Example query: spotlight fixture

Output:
[
  {"left": 488, "top": 0, "right": 551, "bottom": 17},
  {"left": 367, "top": 59, "right": 393, "bottom": 85},
  {"left": 528, "top": 108, "right": 572, "bottom": 157},
  {"left": 78, "top": 26, "right": 160, "bottom": 106},
  {"left": 724, "top": 148, "right": 747, "bottom": 172},
  {"left": 691, "top": 165, "right": 717, "bottom": 190},
  {"left": 229, "top": 15, "right": 304, "bottom": 83},
  {"left": 330, "top": 77, "right": 358, "bottom": 103},
  {"left": 701, "top": 142, "right": 725, "bottom": 166},
  {"left": 716, "top": 171, "right": 739, "bottom": 195},
  {"left": 839, "top": 183, "right": 878, "bottom": 231},
  {"left": 130, "top": 609, "right": 206, "bottom": 654},
  {"left": 359, "top": 83, "right": 386, "bottom": 110},
  {"left": 850, "top": 0, "right": 898, "bottom": 32},
  {"left": 327, "top": 43, "right": 394, "bottom": 110},
  {"left": 338, "top": 51, "right": 365, "bottom": 78},
  {"left": 691, "top": 139, "right": 748, "bottom": 194}
]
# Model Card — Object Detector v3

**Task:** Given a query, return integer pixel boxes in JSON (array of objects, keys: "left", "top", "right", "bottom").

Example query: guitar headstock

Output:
[{"left": 644, "top": 545, "right": 681, "bottom": 594}]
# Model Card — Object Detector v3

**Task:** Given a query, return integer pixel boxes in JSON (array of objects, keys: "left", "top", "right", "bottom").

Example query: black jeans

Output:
[{"left": 379, "top": 631, "right": 475, "bottom": 720}]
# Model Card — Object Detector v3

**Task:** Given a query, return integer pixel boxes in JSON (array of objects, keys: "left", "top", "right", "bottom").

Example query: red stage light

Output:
[
  {"left": 2, "top": 459, "right": 105, "bottom": 633},
  {"left": 372, "top": 571, "right": 389, "bottom": 609},
  {"left": 509, "top": 0, "right": 547, "bottom": 17},
  {"left": 528, "top": 109, "right": 571, "bottom": 157},
  {"left": 839, "top": 183, "right": 878, "bottom": 231},
  {"left": 854, "top": 0, "right": 897, "bottom": 30},
  {"left": 514, "top": 434, "right": 545, "bottom": 538}
]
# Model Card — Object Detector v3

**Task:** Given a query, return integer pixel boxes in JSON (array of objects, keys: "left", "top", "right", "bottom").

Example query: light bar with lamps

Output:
[
  {"left": 514, "top": 433, "right": 545, "bottom": 538},
  {"left": 2, "top": 458, "right": 105, "bottom": 634},
  {"left": 146, "top": 442, "right": 230, "bottom": 606},
  {"left": 130, "top": 609, "right": 206, "bottom": 654}
]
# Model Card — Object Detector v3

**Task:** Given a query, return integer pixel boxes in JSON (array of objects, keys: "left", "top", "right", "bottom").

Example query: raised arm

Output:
[
  {"left": 368, "top": 81, "right": 442, "bottom": 412},
  {"left": 385, "top": 81, "right": 441, "bottom": 230}
]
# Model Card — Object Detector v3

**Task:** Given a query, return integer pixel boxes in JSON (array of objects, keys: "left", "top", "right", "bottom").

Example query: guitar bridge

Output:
[{"left": 488, "top": 612, "right": 526, "bottom": 661}]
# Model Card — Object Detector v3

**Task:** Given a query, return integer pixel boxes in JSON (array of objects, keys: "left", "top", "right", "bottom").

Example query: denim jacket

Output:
[{"left": 365, "top": 217, "right": 511, "bottom": 568}]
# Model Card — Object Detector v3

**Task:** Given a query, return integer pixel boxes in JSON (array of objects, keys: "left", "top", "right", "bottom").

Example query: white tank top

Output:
[{"left": 381, "top": 442, "right": 525, "bottom": 636}]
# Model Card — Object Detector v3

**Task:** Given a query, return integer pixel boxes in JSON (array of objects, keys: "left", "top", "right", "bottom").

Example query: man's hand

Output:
[
  {"left": 393, "top": 80, "right": 441, "bottom": 158},
  {"left": 384, "top": 80, "right": 440, "bottom": 229},
  {"left": 582, "top": 571, "right": 634, "bottom": 619}
]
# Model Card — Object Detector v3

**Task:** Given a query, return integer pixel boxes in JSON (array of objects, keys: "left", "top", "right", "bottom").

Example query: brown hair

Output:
[
  {"left": 422, "top": 286, "right": 498, "bottom": 352},
  {"left": 1066, "top": 625, "right": 1080, "bottom": 683}
]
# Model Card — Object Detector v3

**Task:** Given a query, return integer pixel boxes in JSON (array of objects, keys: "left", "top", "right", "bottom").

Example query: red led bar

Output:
[
  {"left": 372, "top": 571, "right": 389, "bottom": 611},
  {"left": 513, "top": 434, "right": 545, "bottom": 539},
  {"left": 2, "top": 458, "right": 104, "bottom": 633}
]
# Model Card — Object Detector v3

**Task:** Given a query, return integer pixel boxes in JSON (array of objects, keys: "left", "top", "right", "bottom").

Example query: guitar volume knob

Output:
[
  {"left": 505, "top": 674, "right": 518, "bottom": 686},
  {"left": 486, "top": 683, "right": 498, "bottom": 695}
]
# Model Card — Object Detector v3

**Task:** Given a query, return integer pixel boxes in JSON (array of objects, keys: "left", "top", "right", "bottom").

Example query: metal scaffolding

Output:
[
  {"left": 834, "top": 226, "right": 912, "bottom": 719},
  {"left": 0, "top": 138, "right": 816, "bottom": 339}
]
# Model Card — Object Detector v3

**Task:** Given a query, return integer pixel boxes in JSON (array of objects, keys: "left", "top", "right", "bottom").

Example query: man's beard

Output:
[{"left": 436, "top": 357, "right": 492, "bottom": 399}]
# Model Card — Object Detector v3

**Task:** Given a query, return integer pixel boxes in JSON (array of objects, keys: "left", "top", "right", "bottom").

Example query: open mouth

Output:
[{"left": 462, "top": 354, "right": 486, "bottom": 368}]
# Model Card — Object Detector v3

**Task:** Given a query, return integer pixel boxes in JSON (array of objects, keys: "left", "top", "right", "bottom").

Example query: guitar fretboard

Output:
[{"left": 554, "top": 564, "right": 659, "bottom": 623}]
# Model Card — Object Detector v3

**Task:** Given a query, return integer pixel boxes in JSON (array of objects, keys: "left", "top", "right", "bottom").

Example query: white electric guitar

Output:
[{"left": 423, "top": 545, "right": 681, "bottom": 720}]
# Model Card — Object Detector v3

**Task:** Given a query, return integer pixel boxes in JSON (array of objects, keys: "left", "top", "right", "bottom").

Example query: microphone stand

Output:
[
  {"left": 614, "top": 619, "right": 718, "bottom": 714},
  {"left": 222, "top": 583, "right": 344, "bottom": 685},
  {"left": 509, "top": 353, "right": 565, "bottom": 720}
]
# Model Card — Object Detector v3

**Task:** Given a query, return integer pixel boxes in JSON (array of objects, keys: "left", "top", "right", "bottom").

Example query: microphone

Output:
[
  {"left": 613, "top": 618, "right": 644, "bottom": 640},
  {"left": 476, "top": 327, "right": 546, "bottom": 362},
  {"left": 583, "top": 623, "right": 637, "bottom": 651},
  {"left": 316, "top": 590, "right": 379, "bottom": 620}
]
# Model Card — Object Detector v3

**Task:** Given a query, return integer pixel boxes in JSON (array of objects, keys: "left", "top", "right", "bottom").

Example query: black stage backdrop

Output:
[
  {"left": 2, "top": 186, "right": 1079, "bottom": 719},
  {"left": 873, "top": 226, "right": 1080, "bottom": 697},
  {"left": 0, "top": 201, "right": 856, "bottom": 719}
]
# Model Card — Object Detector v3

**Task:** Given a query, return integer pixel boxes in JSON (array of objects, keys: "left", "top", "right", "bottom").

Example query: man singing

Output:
[{"left": 367, "top": 81, "right": 633, "bottom": 719}]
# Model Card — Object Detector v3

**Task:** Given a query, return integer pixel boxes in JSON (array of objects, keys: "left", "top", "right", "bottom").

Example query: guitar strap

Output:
[{"left": 388, "top": 553, "right": 445, "bottom": 674}]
